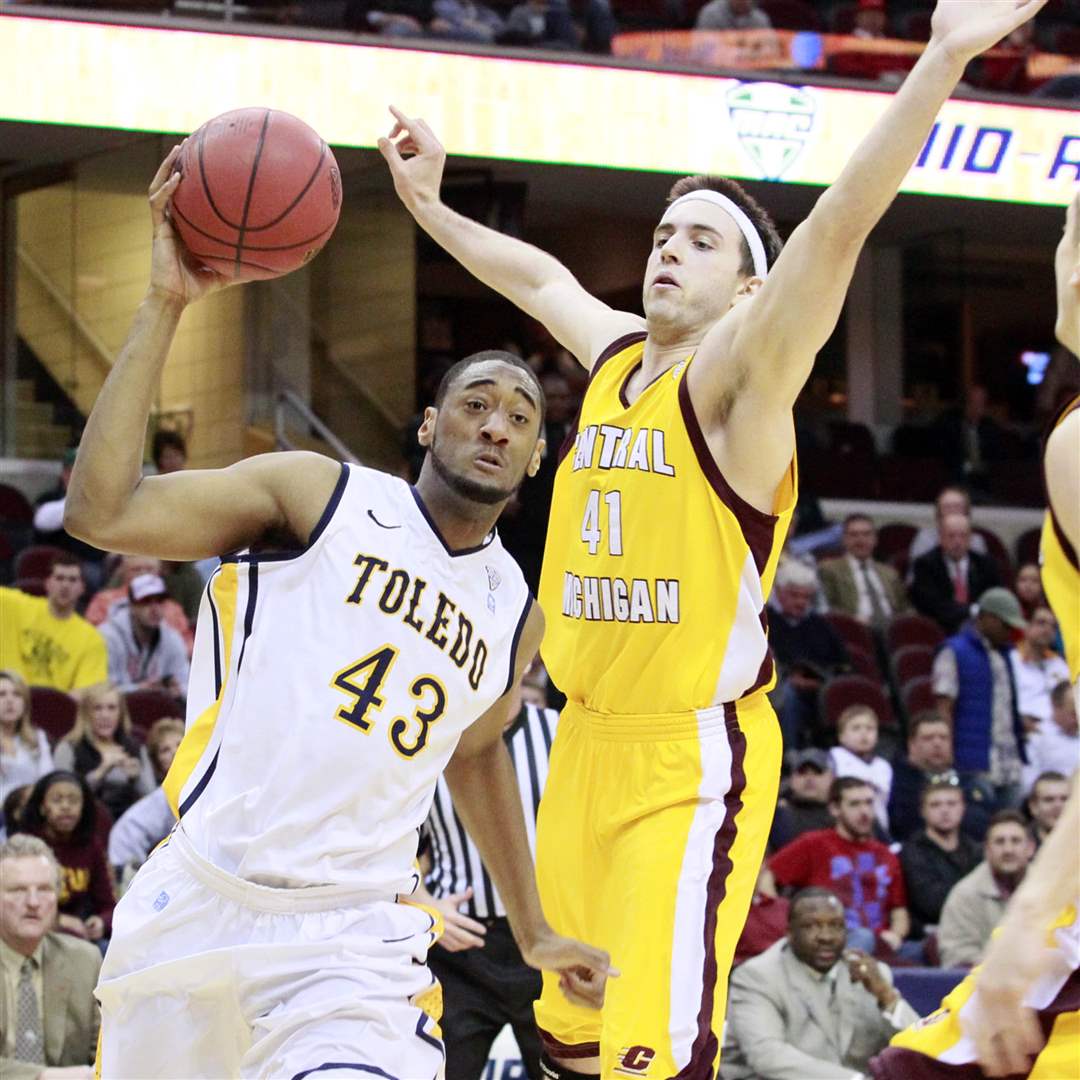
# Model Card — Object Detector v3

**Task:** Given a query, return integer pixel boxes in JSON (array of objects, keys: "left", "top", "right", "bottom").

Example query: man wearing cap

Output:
[
  {"left": 99, "top": 574, "right": 189, "bottom": 698},
  {"left": 932, "top": 587, "right": 1028, "bottom": 808},
  {"left": 770, "top": 749, "right": 835, "bottom": 850}
]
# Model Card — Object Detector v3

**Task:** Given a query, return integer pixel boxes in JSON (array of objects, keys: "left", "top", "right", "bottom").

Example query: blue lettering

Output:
[
  {"left": 1049, "top": 135, "right": 1080, "bottom": 182},
  {"left": 917, "top": 122, "right": 940, "bottom": 169},
  {"left": 940, "top": 124, "right": 965, "bottom": 170},
  {"left": 963, "top": 127, "right": 1011, "bottom": 174}
]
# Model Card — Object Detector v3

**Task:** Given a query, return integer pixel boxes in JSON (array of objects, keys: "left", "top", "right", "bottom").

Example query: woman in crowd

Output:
[
  {"left": 0, "top": 668, "right": 54, "bottom": 804},
  {"left": 109, "top": 716, "right": 184, "bottom": 885},
  {"left": 17, "top": 769, "right": 115, "bottom": 943},
  {"left": 53, "top": 682, "right": 154, "bottom": 820}
]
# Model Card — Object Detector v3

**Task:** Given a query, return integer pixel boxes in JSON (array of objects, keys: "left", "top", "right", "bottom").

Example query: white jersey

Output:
[{"left": 164, "top": 462, "right": 533, "bottom": 894}]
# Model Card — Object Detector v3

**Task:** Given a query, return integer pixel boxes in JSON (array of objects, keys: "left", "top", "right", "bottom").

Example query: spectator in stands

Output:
[
  {"left": 99, "top": 574, "right": 190, "bottom": 699},
  {"left": 108, "top": 717, "right": 183, "bottom": 886},
  {"left": 732, "top": 865, "right": 790, "bottom": 968},
  {"left": 817, "top": 514, "right": 909, "bottom": 628},
  {"left": 770, "top": 778, "right": 910, "bottom": 957},
  {"left": 16, "top": 771, "right": 115, "bottom": 945},
  {"left": 1025, "top": 770, "right": 1070, "bottom": 847},
  {"left": 828, "top": 705, "right": 893, "bottom": 834},
  {"left": 935, "top": 385, "right": 1008, "bottom": 495},
  {"left": 1023, "top": 681, "right": 1078, "bottom": 784},
  {"left": 1010, "top": 605, "right": 1069, "bottom": 732},
  {"left": 911, "top": 513, "right": 1000, "bottom": 634},
  {"left": 0, "top": 833, "right": 99, "bottom": 1079},
  {"left": 899, "top": 780, "right": 982, "bottom": 940},
  {"left": 721, "top": 888, "right": 918, "bottom": 1080},
  {"left": 85, "top": 555, "right": 193, "bottom": 655},
  {"left": 429, "top": 0, "right": 505, "bottom": 42},
  {"left": 501, "top": 0, "right": 579, "bottom": 48},
  {"left": 932, "top": 587, "right": 1027, "bottom": 807},
  {"left": 695, "top": 0, "right": 772, "bottom": 31},
  {"left": 52, "top": 684, "right": 152, "bottom": 823},
  {"left": 0, "top": 671, "right": 53, "bottom": 807},
  {"left": 150, "top": 429, "right": 187, "bottom": 475},
  {"left": 345, "top": 0, "right": 431, "bottom": 37},
  {"left": 852, "top": 0, "right": 889, "bottom": 41},
  {"left": 1013, "top": 561, "right": 1047, "bottom": 619},
  {"left": 907, "top": 485, "right": 989, "bottom": 568},
  {"left": 769, "top": 748, "right": 834, "bottom": 849},
  {"left": 768, "top": 559, "right": 850, "bottom": 748},
  {"left": 0, "top": 555, "right": 107, "bottom": 699},
  {"left": 1, "top": 785, "right": 33, "bottom": 842},
  {"left": 937, "top": 810, "right": 1035, "bottom": 968},
  {"left": 888, "top": 714, "right": 994, "bottom": 843},
  {"left": 30, "top": 448, "right": 107, "bottom": 592}
]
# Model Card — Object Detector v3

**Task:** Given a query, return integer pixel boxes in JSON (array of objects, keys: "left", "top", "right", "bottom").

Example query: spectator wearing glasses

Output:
[
  {"left": 899, "top": 780, "right": 982, "bottom": 940},
  {"left": 817, "top": 514, "right": 909, "bottom": 629}
]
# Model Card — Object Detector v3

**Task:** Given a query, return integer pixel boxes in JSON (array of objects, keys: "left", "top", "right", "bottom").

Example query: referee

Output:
[{"left": 419, "top": 681, "right": 558, "bottom": 1080}]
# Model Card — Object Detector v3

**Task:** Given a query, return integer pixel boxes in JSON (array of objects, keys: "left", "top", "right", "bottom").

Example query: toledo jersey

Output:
[
  {"left": 163, "top": 462, "right": 532, "bottom": 894},
  {"left": 538, "top": 333, "right": 797, "bottom": 714}
]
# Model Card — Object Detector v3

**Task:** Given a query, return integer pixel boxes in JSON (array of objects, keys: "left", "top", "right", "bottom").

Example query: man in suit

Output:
[
  {"left": 819, "top": 514, "right": 910, "bottom": 628},
  {"left": 722, "top": 887, "right": 918, "bottom": 1079},
  {"left": 0, "top": 834, "right": 99, "bottom": 1080},
  {"left": 911, "top": 513, "right": 1000, "bottom": 634}
]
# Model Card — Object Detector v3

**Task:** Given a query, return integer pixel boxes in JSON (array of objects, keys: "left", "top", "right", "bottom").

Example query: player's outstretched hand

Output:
[
  {"left": 378, "top": 106, "right": 446, "bottom": 213},
  {"left": 522, "top": 929, "right": 619, "bottom": 1010},
  {"left": 147, "top": 145, "right": 229, "bottom": 308},
  {"left": 930, "top": 0, "right": 1049, "bottom": 63},
  {"left": 1054, "top": 187, "right": 1080, "bottom": 356},
  {"left": 961, "top": 920, "right": 1047, "bottom": 1076},
  {"left": 429, "top": 887, "right": 487, "bottom": 952}
]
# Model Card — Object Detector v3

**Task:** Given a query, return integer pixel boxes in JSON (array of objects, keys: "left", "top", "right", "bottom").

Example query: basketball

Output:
[{"left": 170, "top": 107, "right": 342, "bottom": 282}]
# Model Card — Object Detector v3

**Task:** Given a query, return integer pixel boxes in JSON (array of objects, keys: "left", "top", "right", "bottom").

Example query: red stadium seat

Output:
[
  {"left": 823, "top": 611, "right": 876, "bottom": 658},
  {"left": 886, "top": 613, "right": 945, "bottom": 653},
  {"left": 0, "top": 483, "right": 33, "bottom": 524},
  {"left": 1015, "top": 527, "right": 1041, "bottom": 571},
  {"left": 14, "top": 578, "right": 46, "bottom": 597},
  {"left": 14, "top": 545, "right": 64, "bottom": 583},
  {"left": 846, "top": 644, "right": 881, "bottom": 682},
  {"left": 891, "top": 644, "right": 935, "bottom": 690},
  {"left": 874, "top": 522, "right": 917, "bottom": 578},
  {"left": 972, "top": 527, "right": 1013, "bottom": 586},
  {"left": 29, "top": 686, "right": 77, "bottom": 746},
  {"left": 126, "top": 689, "right": 183, "bottom": 738},
  {"left": 819, "top": 674, "right": 898, "bottom": 732},
  {"left": 902, "top": 676, "right": 937, "bottom": 719}
]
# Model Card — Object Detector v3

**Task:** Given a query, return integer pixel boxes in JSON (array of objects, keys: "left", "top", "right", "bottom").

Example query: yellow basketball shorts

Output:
[
  {"left": 870, "top": 967, "right": 1080, "bottom": 1079},
  {"left": 533, "top": 693, "right": 781, "bottom": 1079}
]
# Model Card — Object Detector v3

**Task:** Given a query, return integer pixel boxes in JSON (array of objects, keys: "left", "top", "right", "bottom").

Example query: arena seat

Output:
[
  {"left": 820, "top": 674, "right": 898, "bottom": 732},
  {"left": 846, "top": 643, "right": 881, "bottom": 682},
  {"left": 886, "top": 613, "right": 945, "bottom": 653},
  {"left": 14, "top": 544, "right": 64, "bottom": 582},
  {"left": 126, "top": 688, "right": 182, "bottom": 737},
  {"left": 0, "top": 483, "right": 33, "bottom": 524},
  {"left": 972, "top": 526, "right": 1013, "bottom": 585},
  {"left": 891, "top": 644, "right": 935, "bottom": 690},
  {"left": 823, "top": 610, "right": 876, "bottom": 658},
  {"left": 29, "top": 686, "right": 77, "bottom": 745},
  {"left": 1015, "top": 526, "right": 1041, "bottom": 570},
  {"left": 902, "top": 675, "right": 936, "bottom": 719}
]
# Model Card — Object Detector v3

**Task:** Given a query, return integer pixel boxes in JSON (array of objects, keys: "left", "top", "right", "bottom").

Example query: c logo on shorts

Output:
[{"left": 615, "top": 1045, "right": 655, "bottom": 1075}]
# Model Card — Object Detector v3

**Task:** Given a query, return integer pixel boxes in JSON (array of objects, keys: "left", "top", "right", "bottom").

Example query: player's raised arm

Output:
[
  {"left": 65, "top": 148, "right": 342, "bottom": 561},
  {"left": 379, "top": 107, "right": 641, "bottom": 370},
  {"left": 1054, "top": 188, "right": 1080, "bottom": 360},
  {"left": 443, "top": 602, "right": 616, "bottom": 1007},
  {"left": 699, "top": 0, "right": 1049, "bottom": 419}
]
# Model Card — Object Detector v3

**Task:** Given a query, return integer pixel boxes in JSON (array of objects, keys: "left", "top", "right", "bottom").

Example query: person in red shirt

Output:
[{"left": 770, "top": 777, "right": 911, "bottom": 958}]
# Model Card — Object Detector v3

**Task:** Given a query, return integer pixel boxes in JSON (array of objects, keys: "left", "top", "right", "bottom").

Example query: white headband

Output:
[{"left": 666, "top": 190, "right": 769, "bottom": 279}]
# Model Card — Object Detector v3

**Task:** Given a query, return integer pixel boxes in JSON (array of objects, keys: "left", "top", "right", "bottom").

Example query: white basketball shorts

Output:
[{"left": 95, "top": 828, "right": 445, "bottom": 1080}]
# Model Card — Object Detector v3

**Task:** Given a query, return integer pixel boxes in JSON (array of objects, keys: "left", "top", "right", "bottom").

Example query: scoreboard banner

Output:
[{"left": 0, "top": 14, "right": 1076, "bottom": 206}]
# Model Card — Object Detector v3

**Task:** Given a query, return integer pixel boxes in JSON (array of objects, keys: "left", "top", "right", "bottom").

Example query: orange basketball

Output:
[{"left": 171, "top": 107, "right": 342, "bottom": 282}]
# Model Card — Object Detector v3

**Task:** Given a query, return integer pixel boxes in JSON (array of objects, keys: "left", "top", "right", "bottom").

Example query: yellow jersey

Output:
[
  {"left": 538, "top": 333, "right": 797, "bottom": 715},
  {"left": 1041, "top": 394, "right": 1079, "bottom": 683}
]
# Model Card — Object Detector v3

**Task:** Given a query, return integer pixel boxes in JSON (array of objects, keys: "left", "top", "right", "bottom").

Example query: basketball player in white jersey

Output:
[{"left": 64, "top": 149, "right": 612, "bottom": 1080}]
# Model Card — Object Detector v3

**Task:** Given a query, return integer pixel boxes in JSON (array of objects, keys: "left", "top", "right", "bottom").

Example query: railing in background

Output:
[{"left": 273, "top": 388, "right": 360, "bottom": 463}]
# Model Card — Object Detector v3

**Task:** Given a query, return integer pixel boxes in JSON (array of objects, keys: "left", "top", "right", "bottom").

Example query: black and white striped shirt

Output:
[{"left": 424, "top": 702, "right": 558, "bottom": 919}]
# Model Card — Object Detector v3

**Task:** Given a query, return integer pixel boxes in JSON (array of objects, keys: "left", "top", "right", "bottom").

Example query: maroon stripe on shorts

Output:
[
  {"left": 870, "top": 968, "right": 1080, "bottom": 1080},
  {"left": 537, "top": 1028, "right": 601, "bottom": 1061},
  {"left": 674, "top": 701, "right": 748, "bottom": 1079}
]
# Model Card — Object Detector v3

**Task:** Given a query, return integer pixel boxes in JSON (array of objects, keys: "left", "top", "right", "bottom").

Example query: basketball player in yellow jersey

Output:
[
  {"left": 382, "top": 3, "right": 1047, "bottom": 1074},
  {"left": 870, "top": 196, "right": 1080, "bottom": 1080}
]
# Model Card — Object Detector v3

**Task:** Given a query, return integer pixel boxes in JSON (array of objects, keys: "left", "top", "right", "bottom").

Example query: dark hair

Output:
[
  {"left": 908, "top": 711, "right": 950, "bottom": 740},
  {"left": 843, "top": 513, "right": 875, "bottom": 530},
  {"left": 919, "top": 777, "right": 965, "bottom": 806},
  {"left": 20, "top": 770, "right": 97, "bottom": 846},
  {"left": 434, "top": 350, "right": 546, "bottom": 426},
  {"left": 1050, "top": 681, "right": 1073, "bottom": 708},
  {"left": 1, "top": 784, "right": 32, "bottom": 834},
  {"left": 789, "top": 886, "right": 841, "bottom": 923},
  {"left": 48, "top": 552, "right": 82, "bottom": 576},
  {"left": 151, "top": 429, "right": 187, "bottom": 467},
  {"left": 665, "top": 175, "right": 783, "bottom": 277},
  {"left": 828, "top": 776, "right": 873, "bottom": 804},
  {"left": 986, "top": 809, "right": 1032, "bottom": 840},
  {"left": 1031, "top": 770, "right": 1069, "bottom": 793}
]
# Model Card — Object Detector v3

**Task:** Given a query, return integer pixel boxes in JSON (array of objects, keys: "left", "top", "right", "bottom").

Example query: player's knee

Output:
[{"left": 540, "top": 1051, "right": 602, "bottom": 1079}]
